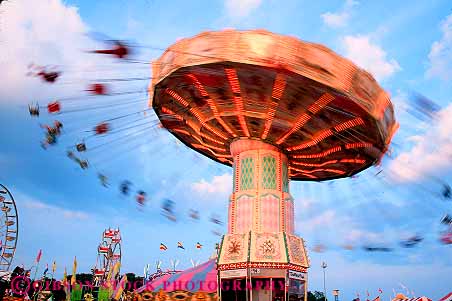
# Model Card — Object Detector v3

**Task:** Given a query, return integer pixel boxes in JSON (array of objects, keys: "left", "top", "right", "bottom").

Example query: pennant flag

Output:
[
  {"left": 104, "top": 266, "right": 113, "bottom": 288},
  {"left": 196, "top": 242, "right": 202, "bottom": 249},
  {"left": 71, "top": 257, "right": 77, "bottom": 285},
  {"left": 43, "top": 264, "right": 49, "bottom": 275},
  {"left": 143, "top": 265, "right": 148, "bottom": 279},
  {"left": 111, "top": 261, "right": 121, "bottom": 279},
  {"left": 177, "top": 242, "right": 185, "bottom": 250},
  {"left": 159, "top": 243, "right": 167, "bottom": 251},
  {"left": 378, "top": 288, "right": 383, "bottom": 294},
  {"left": 113, "top": 274, "right": 128, "bottom": 300},
  {"left": 62, "top": 267, "right": 67, "bottom": 286},
  {"left": 63, "top": 267, "right": 70, "bottom": 301},
  {"left": 36, "top": 249, "right": 42, "bottom": 263},
  {"left": 52, "top": 261, "right": 56, "bottom": 273}
]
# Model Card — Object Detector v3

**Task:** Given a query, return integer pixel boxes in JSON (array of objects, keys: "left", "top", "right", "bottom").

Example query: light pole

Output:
[
  {"left": 321, "top": 262, "right": 327, "bottom": 301},
  {"left": 333, "top": 289, "right": 340, "bottom": 301}
]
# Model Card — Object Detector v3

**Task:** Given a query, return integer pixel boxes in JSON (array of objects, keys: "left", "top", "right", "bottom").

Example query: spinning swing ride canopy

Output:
[{"left": 149, "top": 30, "right": 398, "bottom": 181}]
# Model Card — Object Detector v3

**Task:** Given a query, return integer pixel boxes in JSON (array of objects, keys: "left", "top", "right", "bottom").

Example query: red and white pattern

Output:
[
  {"left": 228, "top": 200, "right": 234, "bottom": 233},
  {"left": 235, "top": 195, "right": 254, "bottom": 233},
  {"left": 98, "top": 246, "right": 109, "bottom": 254},
  {"left": 393, "top": 297, "right": 431, "bottom": 301},
  {"left": 260, "top": 194, "right": 280, "bottom": 232},
  {"left": 440, "top": 293, "right": 452, "bottom": 301},
  {"left": 103, "top": 230, "right": 115, "bottom": 238},
  {"left": 94, "top": 269, "right": 105, "bottom": 276}
]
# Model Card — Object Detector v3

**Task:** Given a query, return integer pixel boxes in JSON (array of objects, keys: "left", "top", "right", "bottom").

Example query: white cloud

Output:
[
  {"left": 426, "top": 14, "right": 452, "bottom": 81},
  {"left": 321, "top": 0, "right": 358, "bottom": 28},
  {"left": 300, "top": 209, "right": 337, "bottom": 231},
  {"left": 387, "top": 103, "right": 452, "bottom": 182},
  {"left": 23, "top": 199, "right": 90, "bottom": 220},
  {"left": 224, "top": 0, "right": 262, "bottom": 19},
  {"left": 341, "top": 35, "right": 401, "bottom": 81},
  {"left": 0, "top": 0, "right": 133, "bottom": 104},
  {"left": 191, "top": 173, "right": 232, "bottom": 195}
]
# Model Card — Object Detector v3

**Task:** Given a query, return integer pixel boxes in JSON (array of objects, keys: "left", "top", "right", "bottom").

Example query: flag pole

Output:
[{"left": 33, "top": 260, "right": 40, "bottom": 282}]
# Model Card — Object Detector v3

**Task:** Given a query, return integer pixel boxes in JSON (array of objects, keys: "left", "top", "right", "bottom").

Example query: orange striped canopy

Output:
[{"left": 150, "top": 30, "right": 398, "bottom": 181}]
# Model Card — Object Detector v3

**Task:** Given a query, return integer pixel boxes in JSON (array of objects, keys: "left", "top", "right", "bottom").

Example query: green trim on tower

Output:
[
  {"left": 240, "top": 157, "right": 254, "bottom": 190},
  {"left": 232, "top": 162, "right": 236, "bottom": 192},
  {"left": 282, "top": 161, "right": 289, "bottom": 192},
  {"left": 262, "top": 156, "right": 277, "bottom": 189},
  {"left": 247, "top": 231, "right": 252, "bottom": 262},
  {"left": 283, "top": 232, "right": 290, "bottom": 262},
  {"left": 217, "top": 235, "right": 225, "bottom": 265}
]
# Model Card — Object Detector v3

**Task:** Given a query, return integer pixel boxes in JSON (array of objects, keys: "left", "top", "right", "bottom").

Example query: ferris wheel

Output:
[
  {"left": 0, "top": 184, "right": 18, "bottom": 272},
  {"left": 93, "top": 228, "right": 121, "bottom": 286}
]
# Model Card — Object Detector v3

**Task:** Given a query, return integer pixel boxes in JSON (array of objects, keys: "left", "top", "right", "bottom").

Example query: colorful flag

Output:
[
  {"left": 159, "top": 243, "right": 167, "bottom": 251},
  {"left": 177, "top": 242, "right": 185, "bottom": 250},
  {"left": 378, "top": 288, "right": 383, "bottom": 294},
  {"left": 112, "top": 274, "right": 127, "bottom": 300},
  {"left": 63, "top": 267, "right": 70, "bottom": 301},
  {"left": 196, "top": 242, "right": 202, "bottom": 249},
  {"left": 43, "top": 264, "right": 49, "bottom": 275},
  {"left": 105, "top": 264, "right": 114, "bottom": 287},
  {"left": 52, "top": 261, "right": 56, "bottom": 273},
  {"left": 62, "top": 267, "right": 67, "bottom": 286},
  {"left": 71, "top": 257, "right": 77, "bottom": 285},
  {"left": 36, "top": 249, "right": 42, "bottom": 263},
  {"left": 111, "top": 261, "right": 121, "bottom": 279}
]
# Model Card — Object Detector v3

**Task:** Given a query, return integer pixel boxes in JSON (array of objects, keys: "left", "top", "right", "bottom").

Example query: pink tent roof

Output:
[
  {"left": 393, "top": 297, "right": 432, "bottom": 301},
  {"left": 440, "top": 292, "right": 452, "bottom": 301},
  {"left": 137, "top": 259, "right": 217, "bottom": 293}
]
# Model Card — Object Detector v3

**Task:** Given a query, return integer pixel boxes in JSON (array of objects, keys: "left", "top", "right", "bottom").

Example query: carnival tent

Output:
[
  {"left": 439, "top": 292, "right": 452, "bottom": 301},
  {"left": 137, "top": 259, "right": 217, "bottom": 293},
  {"left": 392, "top": 294, "right": 432, "bottom": 301}
]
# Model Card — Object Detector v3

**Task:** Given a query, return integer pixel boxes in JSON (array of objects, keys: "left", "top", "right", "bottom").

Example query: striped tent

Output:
[
  {"left": 393, "top": 297, "right": 432, "bottom": 301},
  {"left": 440, "top": 293, "right": 452, "bottom": 301},
  {"left": 137, "top": 259, "right": 217, "bottom": 293}
]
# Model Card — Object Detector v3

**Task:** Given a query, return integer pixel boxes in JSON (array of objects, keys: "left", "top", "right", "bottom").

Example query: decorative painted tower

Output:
[
  {"left": 218, "top": 138, "right": 309, "bottom": 300},
  {"left": 149, "top": 30, "right": 397, "bottom": 301}
]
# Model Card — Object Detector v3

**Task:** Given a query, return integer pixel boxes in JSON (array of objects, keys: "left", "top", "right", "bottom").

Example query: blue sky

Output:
[{"left": 0, "top": 0, "right": 452, "bottom": 300}]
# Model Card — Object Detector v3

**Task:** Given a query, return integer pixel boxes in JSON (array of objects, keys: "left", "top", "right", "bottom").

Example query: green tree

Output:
[{"left": 308, "top": 291, "right": 326, "bottom": 301}]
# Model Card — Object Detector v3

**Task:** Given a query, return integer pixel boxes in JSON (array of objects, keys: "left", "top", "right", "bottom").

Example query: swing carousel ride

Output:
[{"left": 26, "top": 29, "right": 451, "bottom": 268}]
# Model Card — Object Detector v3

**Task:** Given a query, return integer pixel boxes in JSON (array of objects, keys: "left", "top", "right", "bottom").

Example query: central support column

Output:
[
  {"left": 218, "top": 139, "right": 309, "bottom": 301},
  {"left": 228, "top": 138, "right": 294, "bottom": 235}
]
